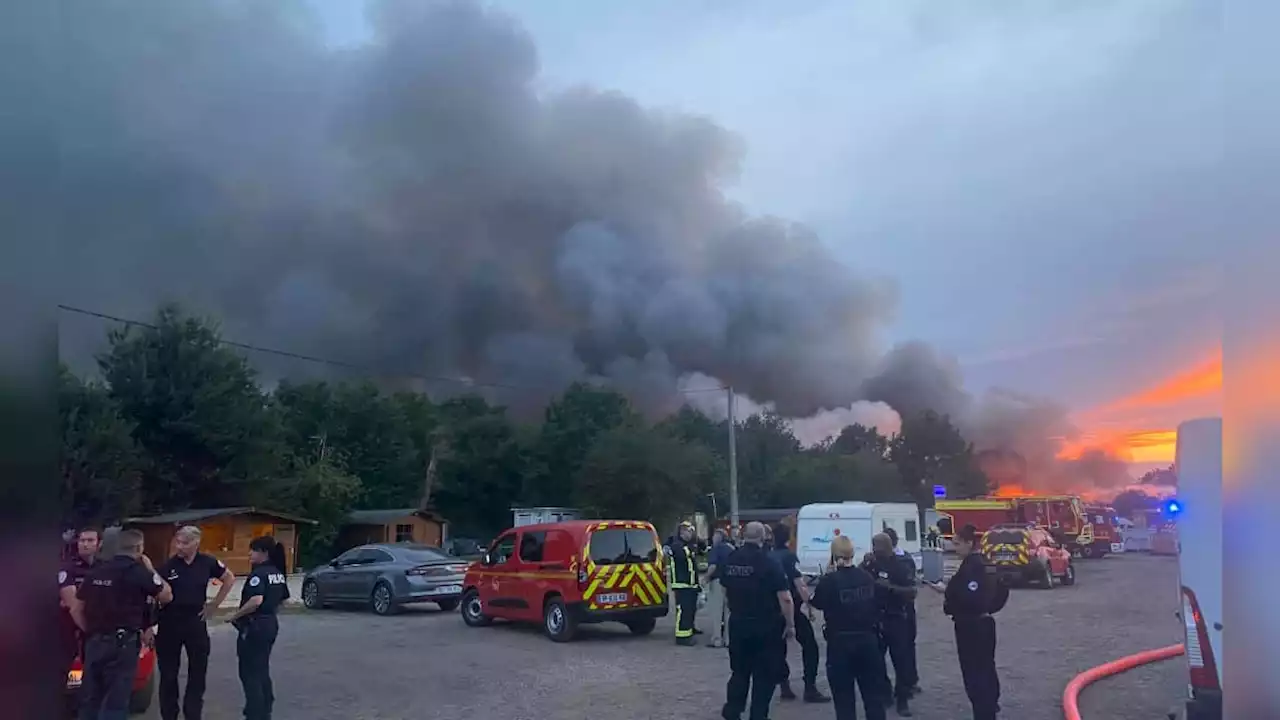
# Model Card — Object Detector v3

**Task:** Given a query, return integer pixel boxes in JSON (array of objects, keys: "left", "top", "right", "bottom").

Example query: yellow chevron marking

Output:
[{"left": 603, "top": 565, "right": 624, "bottom": 589}]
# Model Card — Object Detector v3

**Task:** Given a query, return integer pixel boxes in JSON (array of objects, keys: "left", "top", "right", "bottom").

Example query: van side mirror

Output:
[
  {"left": 329, "top": 559, "right": 341, "bottom": 568},
  {"left": 481, "top": 552, "right": 492, "bottom": 566}
]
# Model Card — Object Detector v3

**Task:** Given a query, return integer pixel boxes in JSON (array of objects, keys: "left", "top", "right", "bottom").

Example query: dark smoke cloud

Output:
[{"left": 38, "top": 0, "right": 905, "bottom": 419}]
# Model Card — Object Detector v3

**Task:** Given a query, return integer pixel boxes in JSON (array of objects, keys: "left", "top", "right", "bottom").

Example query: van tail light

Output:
[{"left": 1181, "top": 586, "right": 1220, "bottom": 692}]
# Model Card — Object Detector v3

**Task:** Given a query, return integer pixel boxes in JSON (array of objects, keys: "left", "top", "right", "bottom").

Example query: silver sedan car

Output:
[{"left": 301, "top": 543, "right": 471, "bottom": 615}]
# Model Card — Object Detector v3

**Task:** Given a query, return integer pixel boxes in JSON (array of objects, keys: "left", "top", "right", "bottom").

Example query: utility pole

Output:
[{"left": 727, "top": 386, "right": 739, "bottom": 540}]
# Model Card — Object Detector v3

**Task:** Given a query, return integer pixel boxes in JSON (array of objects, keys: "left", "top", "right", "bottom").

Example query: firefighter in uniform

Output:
[
  {"left": 811, "top": 534, "right": 887, "bottom": 720},
  {"left": 224, "top": 537, "right": 291, "bottom": 720},
  {"left": 720, "top": 521, "right": 794, "bottom": 720},
  {"left": 943, "top": 524, "right": 1009, "bottom": 720},
  {"left": 70, "top": 528, "right": 173, "bottom": 720},
  {"left": 770, "top": 523, "right": 829, "bottom": 703},
  {"left": 669, "top": 521, "right": 700, "bottom": 646},
  {"left": 884, "top": 527, "right": 920, "bottom": 698},
  {"left": 156, "top": 526, "right": 235, "bottom": 720},
  {"left": 59, "top": 527, "right": 102, "bottom": 690},
  {"left": 861, "top": 533, "right": 916, "bottom": 716}
]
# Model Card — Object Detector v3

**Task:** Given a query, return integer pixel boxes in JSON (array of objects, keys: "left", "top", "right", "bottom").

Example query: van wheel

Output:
[
  {"left": 1061, "top": 562, "right": 1076, "bottom": 586},
  {"left": 543, "top": 596, "right": 577, "bottom": 643},
  {"left": 461, "top": 589, "right": 491, "bottom": 627},
  {"left": 625, "top": 617, "right": 656, "bottom": 636},
  {"left": 128, "top": 667, "right": 155, "bottom": 714},
  {"left": 370, "top": 582, "right": 398, "bottom": 615}
]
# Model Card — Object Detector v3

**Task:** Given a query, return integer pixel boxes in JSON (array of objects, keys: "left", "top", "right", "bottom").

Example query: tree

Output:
[
  {"left": 1112, "top": 488, "right": 1160, "bottom": 519},
  {"left": 890, "top": 411, "right": 989, "bottom": 521},
  {"left": 734, "top": 412, "right": 802, "bottom": 507},
  {"left": 827, "top": 423, "right": 890, "bottom": 458},
  {"left": 59, "top": 366, "right": 147, "bottom": 525},
  {"left": 430, "top": 396, "right": 530, "bottom": 537},
  {"left": 262, "top": 451, "right": 363, "bottom": 567},
  {"left": 575, "top": 422, "right": 721, "bottom": 529},
  {"left": 98, "top": 304, "right": 285, "bottom": 510},
  {"left": 531, "top": 383, "right": 637, "bottom": 506},
  {"left": 1138, "top": 464, "right": 1177, "bottom": 487},
  {"left": 768, "top": 450, "right": 906, "bottom": 508}
]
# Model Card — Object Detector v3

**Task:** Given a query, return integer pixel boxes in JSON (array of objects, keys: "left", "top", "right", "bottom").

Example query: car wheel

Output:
[
  {"left": 127, "top": 666, "right": 155, "bottom": 714},
  {"left": 436, "top": 598, "right": 459, "bottom": 612},
  {"left": 625, "top": 617, "right": 656, "bottom": 636},
  {"left": 370, "top": 582, "right": 398, "bottom": 615},
  {"left": 1061, "top": 562, "right": 1076, "bottom": 586},
  {"left": 461, "top": 589, "right": 491, "bottom": 627},
  {"left": 302, "top": 580, "right": 323, "bottom": 610},
  {"left": 543, "top": 596, "right": 577, "bottom": 643}
]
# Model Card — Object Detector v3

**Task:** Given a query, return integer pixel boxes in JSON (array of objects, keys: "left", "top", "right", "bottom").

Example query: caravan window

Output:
[{"left": 905, "top": 520, "right": 918, "bottom": 542}]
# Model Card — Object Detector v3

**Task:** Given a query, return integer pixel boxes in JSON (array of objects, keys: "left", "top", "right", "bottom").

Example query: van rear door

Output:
[{"left": 581, "top": 524, "right": 667, "bottom": 610}]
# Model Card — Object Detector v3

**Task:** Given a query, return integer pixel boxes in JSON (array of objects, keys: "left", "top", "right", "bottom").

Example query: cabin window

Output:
[
  {"left": 904, "top": 520, "right": 918, "bottom": 542},
  {"left": 394, "top": 524, "right": 414, "bottom": 543},
  {"left": 201, "top": 522, "right": 234, "bottom": 553}
]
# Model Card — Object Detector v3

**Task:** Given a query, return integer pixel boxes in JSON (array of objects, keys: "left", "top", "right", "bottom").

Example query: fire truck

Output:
[
  {"left": 935, "top": 495, "right": 1098, "bottom": 556},
  {"left": 1080, "top": 504, "right": 1125, "bottom": 558}
]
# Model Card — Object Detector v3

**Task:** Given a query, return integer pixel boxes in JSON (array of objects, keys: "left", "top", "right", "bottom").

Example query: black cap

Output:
[{"left": 955, "top": 524, "right": 980, "bottom": 543}]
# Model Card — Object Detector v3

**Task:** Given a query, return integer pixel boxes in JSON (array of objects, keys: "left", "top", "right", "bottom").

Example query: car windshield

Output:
[
  {"left": 398, "top": 547, "right": 450, "bottom": 563},
  {"left": 588, "top": 529, "right": 658, "bottom": 565},
  {"left": 985, "top": 530, "right": 1027, "bottom": 546}
]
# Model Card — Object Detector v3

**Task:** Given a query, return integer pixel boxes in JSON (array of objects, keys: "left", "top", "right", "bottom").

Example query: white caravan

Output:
[
  {"left": 795, "top": 502, "right": 922, "bottom": 577},
  {"left": 1174, "top": 418, "right": 1223, "bottom": 720}
]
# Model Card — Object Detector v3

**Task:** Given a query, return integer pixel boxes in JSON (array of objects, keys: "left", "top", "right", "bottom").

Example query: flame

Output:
[{"left": 992, "top": 483, "right": 1033, "bottom": 498}]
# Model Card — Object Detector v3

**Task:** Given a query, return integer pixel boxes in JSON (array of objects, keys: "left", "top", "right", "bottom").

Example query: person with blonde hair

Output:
[{"left": 811, "top": 535, "right": 887, "bottom": 720}]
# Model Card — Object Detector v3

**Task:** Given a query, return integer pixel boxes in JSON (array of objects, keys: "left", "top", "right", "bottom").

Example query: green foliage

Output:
[{"left": 61, "top": 303, "right": 1017, "bottom": 558}]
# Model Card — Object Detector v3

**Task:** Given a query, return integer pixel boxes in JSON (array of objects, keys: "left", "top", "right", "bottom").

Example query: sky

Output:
[{"left": 312, "top": 0, "right": 1221, "bottom": 472}]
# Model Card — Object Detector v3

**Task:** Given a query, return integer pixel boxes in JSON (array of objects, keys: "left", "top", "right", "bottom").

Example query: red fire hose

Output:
[{"left": 1062, "top": 644, "right": 1185, "bottom": 720}]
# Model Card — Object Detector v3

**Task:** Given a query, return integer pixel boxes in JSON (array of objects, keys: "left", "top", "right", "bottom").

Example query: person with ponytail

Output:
[{"left": 223, "top": 537, "right": 290, "bottom": 720}]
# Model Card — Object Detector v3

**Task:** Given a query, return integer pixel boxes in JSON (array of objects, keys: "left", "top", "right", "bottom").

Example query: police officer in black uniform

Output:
[
  {"left": 943, "top": 524, "right": 1009, "bottom": 720},
  {"left": 884, "top": 527, "right": 920, "bottom": 698},
  {"left": 224, "top": 536, "right": 291, "bottom": 720},
  {"left": 811, "top": 534, "right": 887, "bottom": 720},
  {"left": 669, "top": 521, "right": 701, "bottom": 646},
  {"left": 720, "top": 521, "right": 795, "bottom": 720},
  {"left": 861, "top": 532, "right": 916, "bottom": 716},
  {"left": 71, "top": 528, "right": 173, "bottom": 720},
  {"left": 769, "top": 523, "right": 829, "bottom": 703},
  {"left": 157, "top": 526, "right": 235, "bottom": 720},
  {"left": 59, "top": 527, "right": 102, "bottom": 690}
]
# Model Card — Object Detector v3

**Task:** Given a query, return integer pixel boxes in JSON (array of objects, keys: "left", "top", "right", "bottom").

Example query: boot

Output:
[
  {"left": 675, "top": 636, "right": 697, "bottom": 647},
  {"left": 778, "top": 681, "right": 796, "bottom": 700},
  {"left": 803, "top": 685, "right": 830, "bottom": 703},
  {"left": 895, "top": 697, "right": 913, "bottom": 716}
]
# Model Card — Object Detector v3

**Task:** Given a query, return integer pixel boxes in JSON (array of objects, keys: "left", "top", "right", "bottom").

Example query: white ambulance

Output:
[{"left": 794, "top": 502, "right": 922, "bottom": 577}]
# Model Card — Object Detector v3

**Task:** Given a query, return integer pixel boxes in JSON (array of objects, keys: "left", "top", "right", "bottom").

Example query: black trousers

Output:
[
  {"left": 674, "top": 587, "right": 699, "bottom": 641},
  {"left": 78, "top": 631, "right": 141, "bottom": 720},
  {"left": 780, "top": 608, "right": 819, "bottom": 686},
  {"left": 954, "top": 616, "right": 1000, "bottom": 720},
  {"left": 157, "top": 618, "right": 210, "bottom": 720},
  {"left": 826, "top": 631, "right": 887, "bottom": 720},
  {"left": 879, "top": 615, "right": 916, "bottom": 699},
  {"left": 236, "top": 616, "right": 279, "bottom": 720},
  {"left": 723, "top": 618, "right": 784, "bottom": 720}
]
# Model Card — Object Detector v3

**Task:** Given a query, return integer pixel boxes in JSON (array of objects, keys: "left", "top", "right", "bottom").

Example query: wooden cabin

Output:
[
  {"left": 125, "top": 507, "right": 315, "bottom": 575},
  {"left": 336, "top": 508, "right": 448, "bottom": 554}
]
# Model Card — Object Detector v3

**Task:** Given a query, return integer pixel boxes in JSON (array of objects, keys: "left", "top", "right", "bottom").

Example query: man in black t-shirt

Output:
[
  {"left": 769, "top": 524, "right": 829, "bottom": 704},
  {"left": 721, "top": 522, "right": 794, "bottom": 720},
  {"left": 157, "top": 526, "right": 235, "bottom": 720}
]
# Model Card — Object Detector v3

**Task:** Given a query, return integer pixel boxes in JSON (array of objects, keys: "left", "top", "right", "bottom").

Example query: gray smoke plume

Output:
[{"left": 34, "top": 0, "right": 910, "bottom": 419}]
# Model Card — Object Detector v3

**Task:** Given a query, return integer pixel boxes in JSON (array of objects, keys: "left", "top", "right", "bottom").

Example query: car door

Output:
[
  {"left": 320, "top": 549, "right": 362, "bottom": 600},
  {"left": 479, "top": 532, "right": 519, "bottom": 619},
  {"left": 346, "top": 548, "right": 394, "bottom": 600}
]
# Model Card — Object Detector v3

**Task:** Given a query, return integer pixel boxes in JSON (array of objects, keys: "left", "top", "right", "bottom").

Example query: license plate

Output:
[
  {"left": 597, "top": 592, "right": 627, "bottom": 604},
  {"left": 1110, "top": 543, "right": 1124, "bottom": 553},
  {"left": 996, "top": 553, "right": 1018, "bottom": 562},
  {"left": 429, "top": 585, "right": 462, "bottom": 595},
  {"left": 66, "top": 670, "right": 82, "bottom": 689}
]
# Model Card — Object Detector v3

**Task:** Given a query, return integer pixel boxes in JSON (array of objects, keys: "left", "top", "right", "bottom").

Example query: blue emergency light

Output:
[{"left": 1164, "top": 499, "right": 1182, "bottom": 516}]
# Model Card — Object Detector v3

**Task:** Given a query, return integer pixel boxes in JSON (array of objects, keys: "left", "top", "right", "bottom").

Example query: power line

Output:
[{"left": 57, "top": 303, "right": 731, "bottom": 396}]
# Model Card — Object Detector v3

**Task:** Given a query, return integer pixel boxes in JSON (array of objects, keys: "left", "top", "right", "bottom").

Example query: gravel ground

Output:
[{"left": 140, "top": 553, "right": 1184, "bottom": 720}]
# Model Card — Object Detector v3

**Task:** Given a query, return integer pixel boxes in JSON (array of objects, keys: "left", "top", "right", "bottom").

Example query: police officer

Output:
[
  {"left": 59, "top": 527, "right": 102, "bottom": 689},
  {"left": 156, "top": 526, "right": 235, "bottom": 720},
  {"left": 770, "top": 523, "right": 828, "bottom": 704},
  {"left": 861, "top": 533, "right": 916, "bottom": 716},
  {"left": 884, "top": 527, "right": 920, "bottom": 698},
  {"left": 223, "top": 536, "right": 291, "bottom": 720},
  {"left": 811, "top": 535, "right": 887, "bottom": 720},
  {"left": 720, "top": 521, "right": 794, "bottom": 720},
  {"left": 943, "top": 524, "right": 1009, "bottom": 720},
  {"left": 70, "top": 528, "right": 173, "bottom": 720},
  {"left": 669, "top": 521, "right": 700, "bottom": 646}
]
